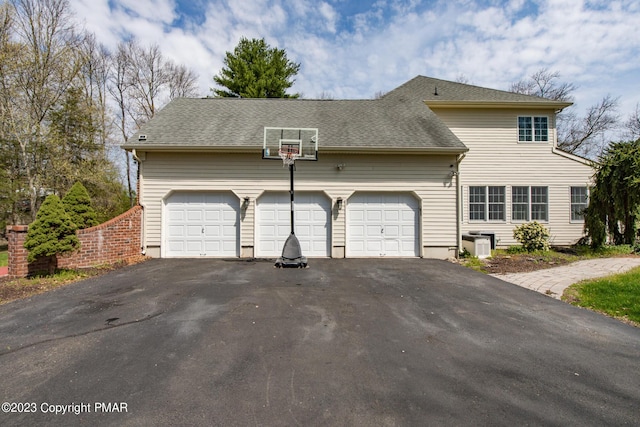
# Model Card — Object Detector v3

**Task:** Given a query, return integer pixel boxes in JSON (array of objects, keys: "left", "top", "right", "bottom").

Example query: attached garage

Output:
[
  {"left": 164, "top": 192, "right": 240, "bottom": 257},
  {"left": 346, "top": 193, "right": 420, "bottom": 257},
  {"left": 256, "top": 192, "right": 331, "bottom": 257}
]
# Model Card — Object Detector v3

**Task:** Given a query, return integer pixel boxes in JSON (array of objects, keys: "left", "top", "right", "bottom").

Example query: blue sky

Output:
[{"left": 71, "top": 0, "right": 640, "bottom": 133}]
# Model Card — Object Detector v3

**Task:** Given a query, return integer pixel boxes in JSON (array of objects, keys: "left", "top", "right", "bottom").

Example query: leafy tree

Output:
[
  {"left": 46, "top": 86, "right": 101, "bottom": 194},
  {"left": 24, "top": 194, "right": 79, "bottom": 274},
  {"left": 0, "top": 2, "right": 196, "bottom": 228},
  {"left": 212, "top": 37, "right": 301, "bottom": 98},
  {"left": 584, "top": 139, "right": 640, "bottom": 248},
  {"left": 1, "top": 0, "right": 84, "bottom": 220},
  {"left": 62, "top": 182, "right": 98, "bottom": 229}
]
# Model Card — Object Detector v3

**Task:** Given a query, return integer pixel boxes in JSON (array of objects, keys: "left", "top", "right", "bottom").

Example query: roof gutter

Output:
[
  {"left": 424, "top": 100, "right": 573, "bottom": 110},
  {"left": 121, "top": 144, "right": 469, "bottom": 155}
]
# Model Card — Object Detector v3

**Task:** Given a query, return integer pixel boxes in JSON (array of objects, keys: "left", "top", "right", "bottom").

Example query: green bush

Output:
[
  {"left": 62, "top": 182, "right": 98, "bottom": 229},
  {"left": 513, "top": 221, "right": 550, "bottom": 252},
  {"left": 24, "top": 195, "right": 79, "bottom": 274}
]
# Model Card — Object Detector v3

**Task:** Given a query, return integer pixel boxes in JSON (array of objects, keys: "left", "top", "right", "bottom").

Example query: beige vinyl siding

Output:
[
  {"left": 433, "top": 108, "right": 593, "bottom": 246},
  {"left": 138, "top": 152, "right": 458, "bottom": 257}
]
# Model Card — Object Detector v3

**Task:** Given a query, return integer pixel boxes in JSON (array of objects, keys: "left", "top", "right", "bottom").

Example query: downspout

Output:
[
  {"left": 131, "top": 149, "right": 146, "bottom": 255},
  {"left": 455, "top": 153, "right": 466, "bottom": 257}
]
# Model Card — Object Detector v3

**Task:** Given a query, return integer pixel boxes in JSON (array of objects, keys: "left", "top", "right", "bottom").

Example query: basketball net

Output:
[{"left": 279, "top": 147, "right": 300, "bottom": 167}]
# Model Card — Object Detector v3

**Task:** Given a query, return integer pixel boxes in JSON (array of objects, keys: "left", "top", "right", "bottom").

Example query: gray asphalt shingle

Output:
[
  {"left": 386, "top": 76, "right": 572, "bottom": 105},
  {"left": 124, "top": 76, "right": 565, "bottom": 152}
]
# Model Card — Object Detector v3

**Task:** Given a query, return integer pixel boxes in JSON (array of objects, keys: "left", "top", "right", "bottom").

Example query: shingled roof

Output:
[
  {"left": 123, "top": 75, "right": 566, "bottom": 153},
  {"left": 386, "top": 76, "right": 572, "bottom": 108}
]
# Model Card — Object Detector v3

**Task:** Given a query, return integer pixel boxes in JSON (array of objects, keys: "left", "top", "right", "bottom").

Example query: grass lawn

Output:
[
  {"left": 563, "top": 266, "right": 640, "bottom": 326},
  {"left": 0, "top": 251, "right": 7, "bottom": 267}
]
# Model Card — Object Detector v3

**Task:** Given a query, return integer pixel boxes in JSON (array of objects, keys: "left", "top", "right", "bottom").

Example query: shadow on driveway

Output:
[{"left": 1, "top": 258, "right": 638, "bottom": 426}]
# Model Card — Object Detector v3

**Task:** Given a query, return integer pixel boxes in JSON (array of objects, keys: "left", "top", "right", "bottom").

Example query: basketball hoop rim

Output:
[{"left": 279, "top": 148, "right": 300, "bottom": 166}]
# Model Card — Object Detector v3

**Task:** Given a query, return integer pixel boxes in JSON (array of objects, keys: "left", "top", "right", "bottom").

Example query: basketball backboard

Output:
[{"left": 263, "top": 127, "right": 318, "bottom": 162}]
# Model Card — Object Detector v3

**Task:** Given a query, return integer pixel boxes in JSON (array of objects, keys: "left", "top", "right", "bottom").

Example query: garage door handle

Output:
[
  {"left": 202, "top": 226, "right": 205, "bottom": 234},
  {"left": 381, "top": 226, "right": 384, "bottom": 234}
]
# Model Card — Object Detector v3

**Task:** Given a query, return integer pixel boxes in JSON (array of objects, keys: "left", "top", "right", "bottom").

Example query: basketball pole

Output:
[{"left": 289, "top": 163, "right": 295, "bottom": 234}]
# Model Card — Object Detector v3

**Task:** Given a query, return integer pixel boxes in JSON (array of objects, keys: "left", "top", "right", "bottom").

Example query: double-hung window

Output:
[
  {"left": 511, "top": 186, "right": 548, "bottom": 221},
  {"left": 570, "top": 187, "right": 588, "bottom": 221},
  {"left": 469, "top": 186, "right": 505, "bottom": 221},
  {"left": 511, "top": 186, "right": 529, "bottom": 221},
  {"left": 518, "top": 116, "right": 548, "bottom": 142}
]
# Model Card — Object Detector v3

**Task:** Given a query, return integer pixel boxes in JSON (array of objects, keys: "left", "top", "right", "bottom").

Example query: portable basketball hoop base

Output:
[
  {"left": 263, "top": 127, "right": 318, "bottom": 269},
  {"left": 275, "top": 232, "right": 307, "bottom": 268}
]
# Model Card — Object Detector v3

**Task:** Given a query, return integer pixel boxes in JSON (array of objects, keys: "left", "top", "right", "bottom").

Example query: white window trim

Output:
[
  {"left": 511, "top": 186, "right": 549, "bottom": 223},
  {"left": 468, "top": 186, "right": 506, "bottom": 223},
  {"left": 518, "top": 115, "right": 550, "bottom": 143},
  {"left": 570, "top": 186, "right": 589, "bottom": 223}
]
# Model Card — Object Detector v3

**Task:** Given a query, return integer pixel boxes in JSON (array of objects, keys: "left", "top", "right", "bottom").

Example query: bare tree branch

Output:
[
  {"left": 624, "top": 103, "right": 640, "bottom": 141},
  {"left": 558, "top": 95, "right": 620, "bottom": 157},
  {"left": 509, "top": 68, "right": 575, "bottom": 102},
  {"left": 167, "top": 62, "right": 199, "bottom": 99}
]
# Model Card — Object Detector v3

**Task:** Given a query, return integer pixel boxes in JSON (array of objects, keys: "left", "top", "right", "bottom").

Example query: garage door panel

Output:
[
  {"left": 401, "top": 225, "right": 414, "bottom": 237},
  {"left": 401, "top": 210, "right": 415, "bottom": 221},
  {"left": 256, "top": 192, "right": 330, "bottom": 257},
  {"left": 347, "top": 193, "right": 418, "bottom": 257},
  {"left": 366, "top": 240, "right": 383, "bottom": 253},
  {"left": 222, "top": 224, "right": 237, "bottom": 237},
  {"left": 186, "top": 240, "right": 203, "bottom": 252},
  {"left": 366, "top": 225, "right": 381, "bottom": 235},
  {"left": 186, "top": 210, "right": 203, "bottom": 222},
  {"left": 186, "top": 225, "right": 202, "bottom": 237},
  {"left": 384, "top": 240, "right": 400, "bottom": 253},
  {"left": 350, "top": 210, "right": 364, "bottom": 221},
  {"left": 204, "top": 210, "right": 220, "bottom": 221},
  {"left": 168, "top": 225, "right": 185, "bottom": 237},
  {"left": 384, "top": 210, "right": 400, "bottom": 222},
  {"left": 384, "top": 225, "right": 400, "bottom": 238},
  {"left": 366, "top": 210, "right": 382, "bottom": 222},
  {"left": 168, "top": 210, "right": 184, "bottom": 221}
]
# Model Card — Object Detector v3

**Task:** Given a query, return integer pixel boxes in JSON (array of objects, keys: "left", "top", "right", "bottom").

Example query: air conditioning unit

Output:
[{"left": 462, "top": 234, "right": 491, "bottom": 259}]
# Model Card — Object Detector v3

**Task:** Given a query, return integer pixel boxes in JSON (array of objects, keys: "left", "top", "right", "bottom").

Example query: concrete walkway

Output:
[{"left": 492, "top": 257, "right": 640, "bottom": 299}]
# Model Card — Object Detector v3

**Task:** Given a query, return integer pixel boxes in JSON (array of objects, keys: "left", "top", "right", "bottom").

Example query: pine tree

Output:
[
  {"left": 24, "top": 195, "right": 79, "bottom": 274},
  {"left": 62, "top": 182, "right": 99, "bottom": 229},
  {"left": 584, "top": 139, "right": 640, "bottom": 247},
  {"left": 212, "top": 37, "right": 301, "bottom": 98}
]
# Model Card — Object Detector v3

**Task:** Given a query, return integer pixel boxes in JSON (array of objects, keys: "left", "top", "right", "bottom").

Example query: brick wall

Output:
[{"left": 6, "top": 206, "right": 143, "bottom": 278}]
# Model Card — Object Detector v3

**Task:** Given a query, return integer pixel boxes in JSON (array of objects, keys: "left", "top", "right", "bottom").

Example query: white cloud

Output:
[
  {"left": 117, "top": 0, "right": 176, "bottom": 23},
  {"left": 67, "top": 0, "right": 640, "bottom": 124},
  {"left": 318, "top": 2, "right": 338, "bottom": 33}
]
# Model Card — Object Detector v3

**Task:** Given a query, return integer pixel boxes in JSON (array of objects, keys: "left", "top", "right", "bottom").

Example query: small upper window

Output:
[{"left": 518, "top": 116, "right": 548, "bottom": 142}]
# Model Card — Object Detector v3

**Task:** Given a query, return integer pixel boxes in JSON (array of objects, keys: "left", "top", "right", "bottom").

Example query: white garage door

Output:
[
  {"left": 347, "top": 193, "right": 419, "bottom": 257},
  {"left": 164, "top": 192, "right": 239, "bottom": 257},
  {"left": 256, "top": 192, "right": 331, "bottom": 257}
]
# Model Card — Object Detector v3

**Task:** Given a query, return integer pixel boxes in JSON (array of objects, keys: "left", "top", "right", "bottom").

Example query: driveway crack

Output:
[{"left": 0, "top": 311, "right": 164, "bottom": 357}]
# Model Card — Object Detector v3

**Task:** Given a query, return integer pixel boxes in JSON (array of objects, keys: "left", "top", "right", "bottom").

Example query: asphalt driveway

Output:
[{"left": 0, "top": 258, "right": 638, "bottom": 426}]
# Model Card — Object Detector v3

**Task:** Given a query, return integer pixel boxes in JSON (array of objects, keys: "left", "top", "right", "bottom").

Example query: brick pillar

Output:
[{"left": 6, "top": 225, "right": 29, "bottom": 278}]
